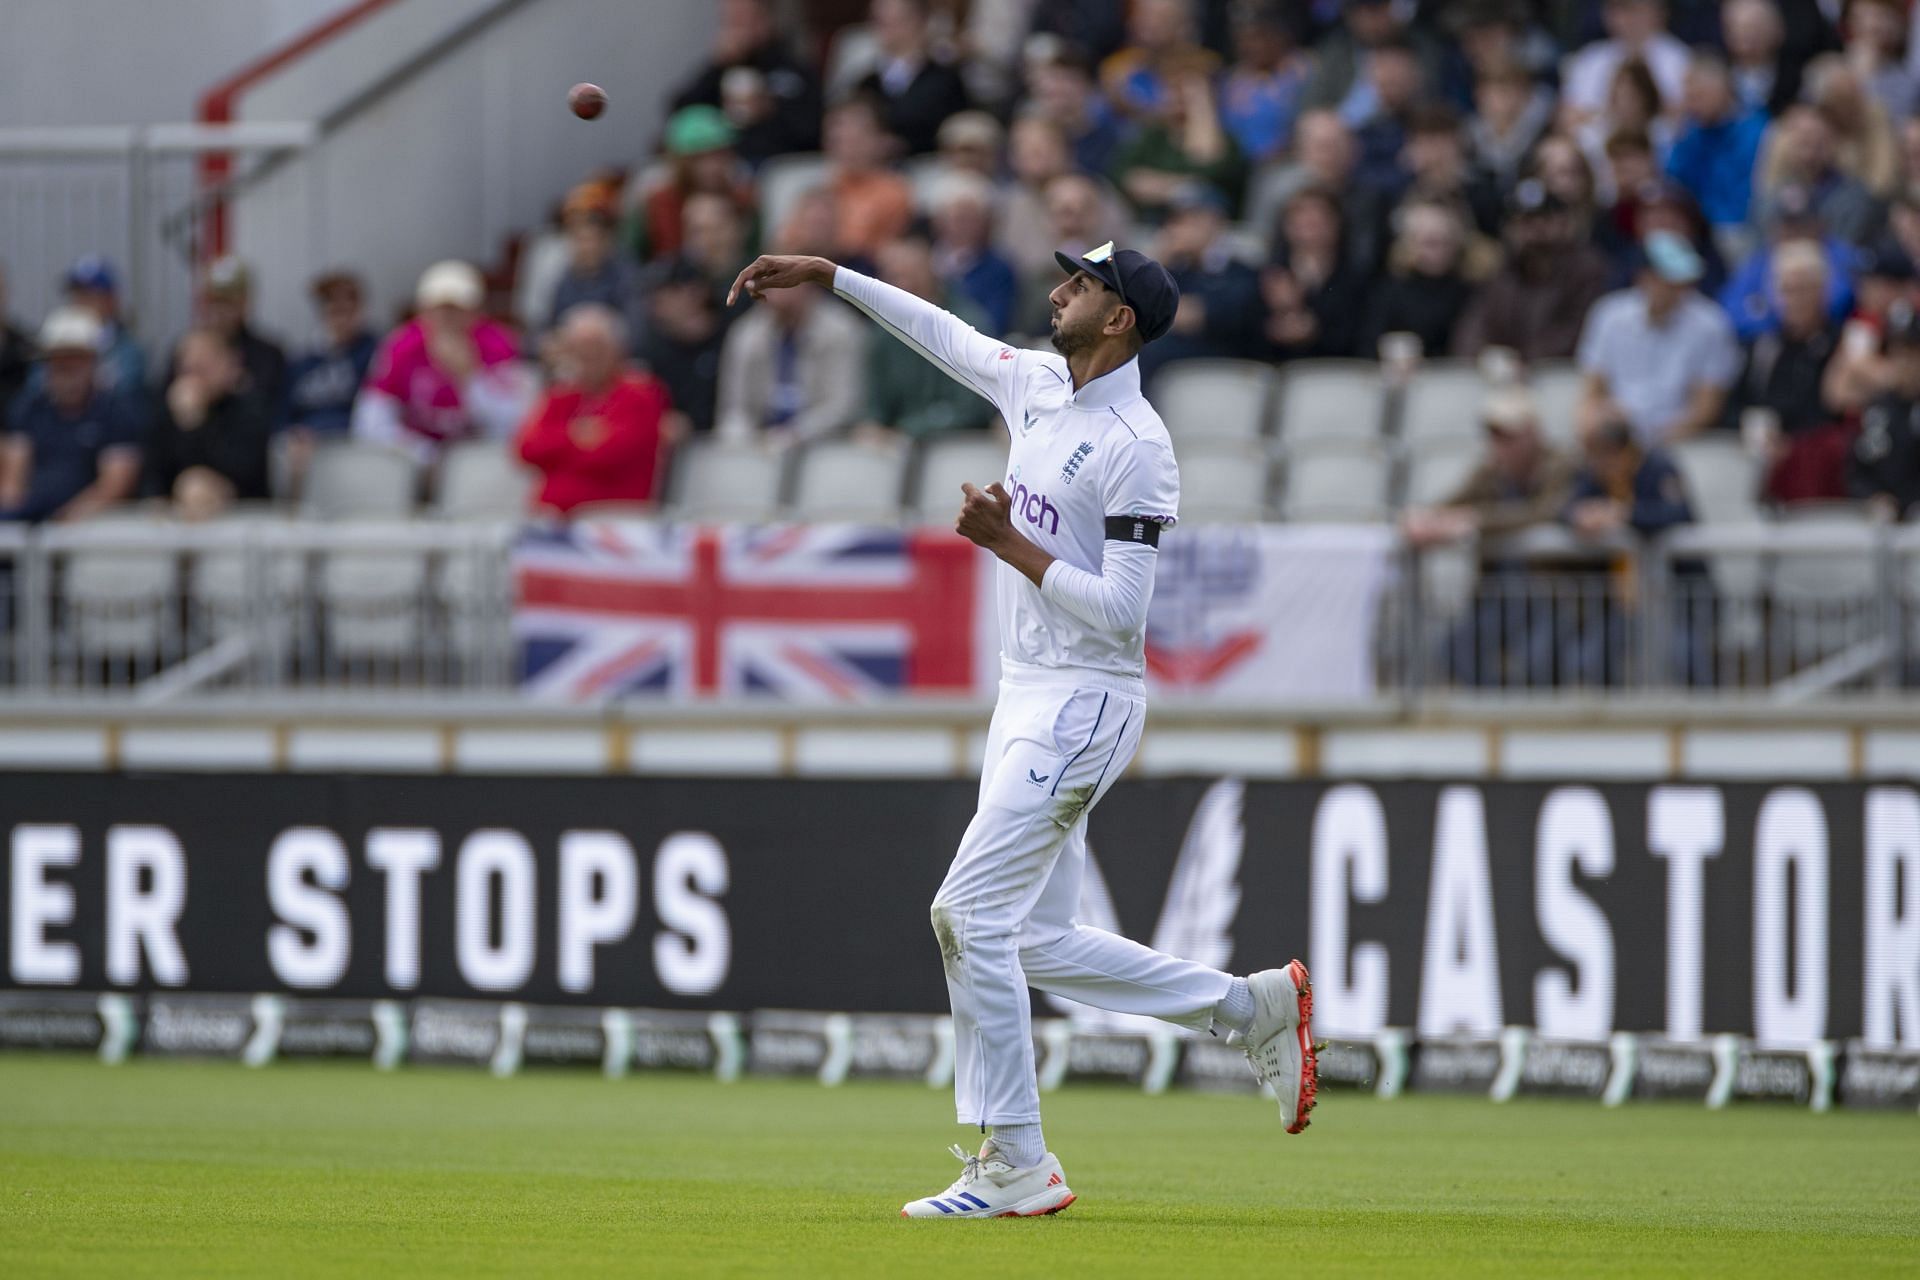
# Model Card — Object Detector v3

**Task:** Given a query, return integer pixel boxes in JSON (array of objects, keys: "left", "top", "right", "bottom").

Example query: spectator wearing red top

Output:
[{"left": 516, "top": 305, "right": 669, "bottom": 515}]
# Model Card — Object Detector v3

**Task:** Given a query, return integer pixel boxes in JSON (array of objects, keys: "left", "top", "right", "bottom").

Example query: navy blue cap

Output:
[
  {"left": 1053, "top": 241, "right": 1181, "bottom": 344},
  {"left": 63, "top": 254, "right": 118, "bottom": 295}
]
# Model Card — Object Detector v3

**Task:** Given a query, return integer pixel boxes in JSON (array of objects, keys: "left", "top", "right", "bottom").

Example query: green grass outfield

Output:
[{"left": 1, "top": 1057, "right": 1915, "bottom": 1278}]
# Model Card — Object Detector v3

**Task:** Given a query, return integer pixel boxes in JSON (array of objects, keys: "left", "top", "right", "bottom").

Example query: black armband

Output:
[{"left": 1104, "top": 515, "right": 1162, "bottom": 546}]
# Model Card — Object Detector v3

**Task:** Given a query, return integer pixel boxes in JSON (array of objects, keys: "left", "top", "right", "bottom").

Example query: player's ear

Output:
[{"left": 1106, "top": 302, "right": 1137, "bottom": 339}]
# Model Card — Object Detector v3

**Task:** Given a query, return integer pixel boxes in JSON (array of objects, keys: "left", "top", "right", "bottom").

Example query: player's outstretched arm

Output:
[{"left": 725, "top": 255, "right": 838, "bottom": 304}]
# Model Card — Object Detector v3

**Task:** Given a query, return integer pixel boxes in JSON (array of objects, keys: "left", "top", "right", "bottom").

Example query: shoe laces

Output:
[{"left": 939, "top": 1143, "right": 983, "bottom": 1196}]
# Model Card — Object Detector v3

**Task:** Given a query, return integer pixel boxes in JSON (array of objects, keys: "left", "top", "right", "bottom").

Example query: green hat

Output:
[{"left": 666, "top": 104, "right": 737, "bottom": 156}]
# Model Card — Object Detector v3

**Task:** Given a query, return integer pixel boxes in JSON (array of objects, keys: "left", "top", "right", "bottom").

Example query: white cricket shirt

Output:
[{"left": 834, "top": 267, "right": 1181, "bottom": 692}]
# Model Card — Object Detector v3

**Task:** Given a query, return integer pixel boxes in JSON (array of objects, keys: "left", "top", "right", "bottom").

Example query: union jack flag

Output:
[{"left": 514, "top": 523, "right": 982, "bottom": 702}]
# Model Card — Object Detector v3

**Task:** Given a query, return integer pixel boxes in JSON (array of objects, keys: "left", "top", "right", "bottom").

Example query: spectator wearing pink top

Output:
[{"left": 351, "top": 260, "right": 536, "bottom": 464}]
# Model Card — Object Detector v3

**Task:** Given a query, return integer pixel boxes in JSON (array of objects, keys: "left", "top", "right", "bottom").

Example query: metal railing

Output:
[
  {"left": 1394, "top": 521, "right": 1920, "bottom": 704},
  {"left": 2, "top": 516, "right": 1919, "bottom": 708},
  {"left": 0, "top": 123, "right": 318, "bottom": 352},
  {"left": 0, "top": 518, "right": 514, "bottom": 702}
]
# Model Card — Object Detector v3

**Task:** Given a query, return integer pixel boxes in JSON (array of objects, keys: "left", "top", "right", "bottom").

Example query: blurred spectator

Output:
[
  {"left": 353, "top": 261, "right": 536, "bottom": 465},
  {"left": 779, "top": 187, "right": 845, "bottom": 261},
  {"left": 1901, "top": 115, "right": 1920, "bottom": 205},
  {"left": 196, "top": 257, "right": 288, "bottom": 411},
  {"left": 1253, "top": 110, "right": 1392, "bottom": 277},
  {"left": 548, "top": 184, "right": 644, "bottom": 346},
  {"left": 1753, "top": 105, "right": 1882, "bottom": 248},
  {"left": 934, "top": 111, "right": 1005, "bottom": 180},
  {"left": 1301, "top": 0, "right": 1447, "bottom": 121},
  {"left": 930, "top": 172, "right": 1018, "bottom": 333},
  {"left": 1720, "top": 184, "right": 1858, "bottom": 341},
  {"left": 1562, "top": 416, "right": 1701, "bottom": 685},
  {"left": 1110, "top": 72, "right": 1247, "bottom": 224},
  {"left": 1849, "top": 298, "right": 1920, "bottom": 517},
  {"left": 1578, "top": 58, "right": 1674, "bottom": 195},
  {"left": 639, "top": 257, "right": 730, "bottom": 434},
  {"left": 1359, "top": 200, "right": 1477, "bottom": 359},
  {"left": 670, "top": 0, "right": 822, "bottom": 162},
  {"left": 1824, "top": 237, "right": 1918, "bottom": 414},
  {"left": 1802, "top": 53, "right": 1898, "bottom": 197},
  {"left": 1025, "top": 42, "right": 1129, "bottom": 176},
  {"left": 856, "top": 0, "right": 971, "bottom": 154},
  {"left": 1578, "top": 229, "right": 1741, "bottom": 445},
  {"left": 1599, "top": 178, "right": 1730, "bottom": 293},
  {"left": 1467, "top": 59, "right": 1554, "bottom": 194},
  {"left": 1840, "top": 0, "right": 1917, "bottom": 120},
  {"left": 1348, "top": 37, "right": 1429, "bottom": 195},
  {"left": 630, "top": 106, "right": 758, "bottom": 264},
  {"left": 822, "top": 97, "right": 916, "bottom": 263},
  {"left": 0, "top": 309, "right": 142, "bottom": 523},
  {"left": 1401, "top": 103, "right": 1504, "bottom": 238},
  {"left": 1664, "top": 52, "right": 1767, "bottom": 237},
  {"left": 57, "top": 255, "right": 145, "bottom": 397},
  {"left": 680, "top": 191, "right": 755, "bottom": 295},
  {"left": 1139, "top": 184, "right": 1264, "bottom": 383},
  {"left": 714, "top": 265, "right": 865, "bottom": 442},
  {"left": 0, "top": 263, "right": 30, "bottom": 431},
  {"left": 1407, "top": 386, "right": 1581, "bottom": 689},
  {"left": 854, "top": 232, "right": 996, "bottom": 441},
  {"left": 1727, "top": 240, "right": 1848, "bottom": 503},
  {"left": 1722, "top": 0, "right": 1803, "bottom": 116},
  {"left": 1215, "top": 4, "right": 1309, "bottom": 165},
  {"left": 516, "top": 305, "right": 670, "bottom": 515},
  {"left": 1560, "top": 0, "right": 1689, "bottom": 123},
  {"left": 1526, "top": 132, "right": 1602, "bottom": 243},
  {"left": 1099, "top": 0, "right": 1220, "bottom": 119},
  {"left": 1403, "top": 388, "right": 1578, "bottom": 548},
  {"left": 1261, "top": 186, "right": 1368, "bottom": 360},
  {"left": 1029, "top": 5, "right": 1129, "bottom": 65},
  {"left": 148, "top": 329, "right": 272, "bottom": 519},
  {"left": 1449, "top": 0, "right": 1558, "bottom": 87},
  {"left": 286, "top": 272, "right": 375, "bottom": 437},
  {"left": 1455, "top": 180, "right": 1613, "bottom": 362},
  {"left": 1015, "top": 173, "right": 1110, "bottom": 334},
  {"left": 1001, "top": 114, "right": 1116, "bottom": 278}
]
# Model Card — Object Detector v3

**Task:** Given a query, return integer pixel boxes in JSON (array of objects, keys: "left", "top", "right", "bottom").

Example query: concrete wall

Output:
[
  {"left": 232, "top": 0, "right": 717, "bottom": 342},
  {"left": 0, "top": 1, "right": 341, "bottom": 127}
]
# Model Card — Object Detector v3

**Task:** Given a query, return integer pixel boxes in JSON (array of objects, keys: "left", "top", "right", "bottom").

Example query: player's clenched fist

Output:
[
  {"left": 955, "top": 481, "right": 1014, "bottom": 550},
  {"left": 726, "top": 254, "right": 836, "bottom": 305}
]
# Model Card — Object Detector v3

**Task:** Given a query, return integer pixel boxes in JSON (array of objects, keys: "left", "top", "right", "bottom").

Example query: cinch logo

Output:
[{"left": 1007, "top": 477, "right": 1060, "bottom": 535}]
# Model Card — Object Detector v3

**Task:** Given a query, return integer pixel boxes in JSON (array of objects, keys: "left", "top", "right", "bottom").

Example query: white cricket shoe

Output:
[
  {"left": 899, "top": 1142, "right": 1077, "bottom": 1219},
  {"left": 1240, "top": 959, "right": 1319, "bottom": 1134}
]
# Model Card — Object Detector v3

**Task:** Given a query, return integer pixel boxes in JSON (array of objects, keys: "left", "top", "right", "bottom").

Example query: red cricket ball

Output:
[{"left": 568, "top": 83, "right": 607, "bottom": 120}]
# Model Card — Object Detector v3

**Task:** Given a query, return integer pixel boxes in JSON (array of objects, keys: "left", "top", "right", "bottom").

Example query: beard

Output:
[{"left": 1049, "top": 311, "right": 1093, "bottom": 356}]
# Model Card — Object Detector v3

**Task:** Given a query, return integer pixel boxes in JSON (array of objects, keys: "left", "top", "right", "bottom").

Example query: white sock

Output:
[
  {"left": 988, "top": 1122, "right": 1046, "bottom": 1168},
  {"left": 1214, "top": 976, "right": 1254, "bottom": 1036}
]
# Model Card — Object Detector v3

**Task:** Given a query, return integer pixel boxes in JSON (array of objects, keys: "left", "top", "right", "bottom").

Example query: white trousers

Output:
[{"left": 932, "top": 673, "right": 1234, "bottom": 1126}]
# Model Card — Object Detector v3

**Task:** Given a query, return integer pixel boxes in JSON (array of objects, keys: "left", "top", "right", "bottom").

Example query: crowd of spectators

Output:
[{"left": 12, "top": 0, "right": 1920, "bottom": 557}]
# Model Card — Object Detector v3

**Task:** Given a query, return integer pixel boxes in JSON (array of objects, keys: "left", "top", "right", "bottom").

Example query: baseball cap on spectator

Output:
[
  {"left": 561, "top": 181, "right": 618, "bottom": 225},
  {"left": 204, "top": 255, "right": 251, "bottom": 298},
  {"left": 1481, "top": 386, "right": 1539, "bottom": 433},
  {"left": 1641, "top": 228, "right": 1705, "bottom": 284},
  {"left": 415, "top": 260, "right": 485, "bottom": 311},
  {"left": 63, "top": 254, "right": 119, "bottom": 295},
  {"left": 666, "top": 104, "right": 737, "bottom": 156},
  {"left": 1052, "top": 241, "right": 1182, "bottom": 344},
  {"left": 36, "top": 306, "right": 104, "bottom": 355}
]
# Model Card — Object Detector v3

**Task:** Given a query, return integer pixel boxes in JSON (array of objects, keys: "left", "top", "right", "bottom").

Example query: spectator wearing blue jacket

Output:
[
  {"left": 1719, "top": 185, "right": 1859, "bottom": 341},
  {"left": 930, "top": 174, "right": 1018, "bottom": 335},
  {"left": 1664, "top": 53, "right": 1768, "bottom": 232},
  {"left": 284, "top": 271, "right": 375, "bottom": 436},
  {"left": 1138, "top": 184, "right": 1264, "bottom": 386}
]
